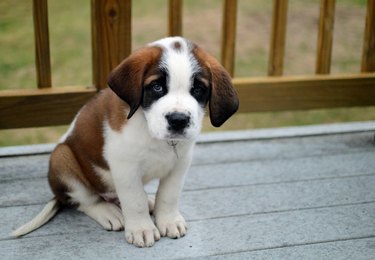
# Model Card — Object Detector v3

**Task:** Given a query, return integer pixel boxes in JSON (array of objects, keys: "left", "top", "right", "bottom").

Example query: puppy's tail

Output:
[{"left": 10, "top": 198, "right": 60, "bottom": 238}]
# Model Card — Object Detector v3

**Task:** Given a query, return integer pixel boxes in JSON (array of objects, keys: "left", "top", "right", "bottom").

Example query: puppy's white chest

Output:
[
  {"left": 103, "top": 113, "right": 191, "bottom": 184},
  {"left": 140, "top": 143, "right": 178, "bottom": 183}
]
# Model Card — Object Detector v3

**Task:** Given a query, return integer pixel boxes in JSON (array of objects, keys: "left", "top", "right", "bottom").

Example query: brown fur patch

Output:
[
  {"left": 63, "top": 93, "right": 110, "bottom": 194},
  {"left": 48, "top": 143, "right": 89, "bottom": 206},
  {"left": 192, "top": 45, "right": 239, "bottom": 127},
  {"left": 172, "top": 40, "right": 182, "bottom": 51},
  {"left": 49, "top": 88, "right": 130, "bottom": 205},
  {"left": 107, "top": 46, "right": 163, "bottom": 119}
]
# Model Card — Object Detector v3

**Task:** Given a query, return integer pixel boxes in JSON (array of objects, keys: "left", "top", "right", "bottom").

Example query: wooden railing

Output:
[{"left": 0, "top": 0, "right": 374, "bottom": 129}]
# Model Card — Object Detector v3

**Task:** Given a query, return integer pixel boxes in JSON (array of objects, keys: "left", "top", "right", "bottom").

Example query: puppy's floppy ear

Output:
[
  {"left": 193, "top": 46, "right": 239, "bottom": 127},
  {"left": 107, "top": 47, "right": 162, "bottom": 119}
]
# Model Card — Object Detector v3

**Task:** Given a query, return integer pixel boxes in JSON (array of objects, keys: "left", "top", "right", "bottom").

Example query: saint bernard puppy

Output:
[{"left": 11, "top": 37, "right": 239, "bottom": 247}]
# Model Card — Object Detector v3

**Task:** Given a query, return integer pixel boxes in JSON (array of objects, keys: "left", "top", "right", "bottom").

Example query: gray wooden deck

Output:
[{"left": 1, "top": 122, "right": 375, "bottom": 259}]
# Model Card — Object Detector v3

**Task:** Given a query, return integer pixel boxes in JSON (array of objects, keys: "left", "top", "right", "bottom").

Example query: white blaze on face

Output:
[{"left": 143, "top": 37, "right": 205, "bottom": 140}]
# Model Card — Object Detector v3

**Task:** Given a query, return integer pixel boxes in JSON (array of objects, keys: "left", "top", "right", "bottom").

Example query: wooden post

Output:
[
  {"left": 268, "top": 0, "right": 288, "bottom": 76},
  {"left": 32, "top": 0, "right": 52, "bottom": 88},
  {"left": 361, "top": 0, "right": 375, "bottom": 72},
  {"left": 221, "top": 0, "right": 238, "bottom": 77},
  {"left": 316, "top": 0, "right": 336, "bottom": 74},
  {"left": 168, "top": 0, "right": 183, "bottom": 36},
  {"left": 91, "top": 0, "right": 132, "bottom": 90}
]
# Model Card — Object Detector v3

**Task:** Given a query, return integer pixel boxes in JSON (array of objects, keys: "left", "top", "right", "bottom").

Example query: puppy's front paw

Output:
[
  {"left": 156, "top": 213, "right": 187, "bottom": 239},
  {"left": 125, "top": 221, "right": 160, "bottom": 248}
]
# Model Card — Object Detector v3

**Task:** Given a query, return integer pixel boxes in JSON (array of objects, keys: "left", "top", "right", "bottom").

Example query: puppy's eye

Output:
[
  {"left": 191, "top": 80, "right": 206, "bottom": 98},
  {"left": 151, "top": 82, "right": 164, "bottom": 93},
  {"left": 191, "top": 86, "right": 204, "bottom": 97}
]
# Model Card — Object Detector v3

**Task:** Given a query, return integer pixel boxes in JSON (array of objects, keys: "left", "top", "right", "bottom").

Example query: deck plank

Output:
[
  {"left": 208, "top": 237, "right": 375, "bottom": 259},
  {"left": 1, "top": 132, "right": 374, "bottom": 179},
  {"left": 2, "top": 151, "right": 375, "bottom": 208},
  {"left": 1, "top": 204, "right": 374, "bottom": 259},
  {"left": 2, "top": 149, "right": 375, "bottom": 183},
  {"left": 1, "top": 123, "right": 374, "bottom": 259},
  {"left": 3, "top": 175, "right": 375, "bottom": 241},
  {"left": 193, "top": 132, "right": 374, "bottom": 165}
]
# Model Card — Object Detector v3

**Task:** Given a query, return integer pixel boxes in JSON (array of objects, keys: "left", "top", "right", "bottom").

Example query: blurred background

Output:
[{"left": 0, "top": 0, "right": 374, "bottom": 146}]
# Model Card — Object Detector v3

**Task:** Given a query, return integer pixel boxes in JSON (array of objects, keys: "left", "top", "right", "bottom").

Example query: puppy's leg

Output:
[
  {"left": 68, "top": 181, "right": 124, "bottom": 231},
  {"left": 49, "top": 144, "right": 124, "bottom": 231},
  {"left": 111, "top": 167, "right": 160, "bottom": 248},
  {"left": 154, "top": 154, "right": 191, "bottom": 239}
]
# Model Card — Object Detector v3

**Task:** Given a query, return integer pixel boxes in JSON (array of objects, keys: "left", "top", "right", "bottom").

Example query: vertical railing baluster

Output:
[
  {"left": 169, "top": 0, "right": 183, "bottom": 36},
  {"left": 268, "top": 0, "right": 288, "bottom": 76},
  {"left": 91, "top": 0, "right": 131, "bottom": 90},
  {"left": 221, "top": 0, "right": 238, "bottom": 77},
  {"left": 33, "top": 0, "right": 52, "bottom": 88},
  {"left": 361, "top": 0, "right": 375, "bottom": 72},
  {"left": 316, "top": 0, "right": 336, "bottom": 74}
]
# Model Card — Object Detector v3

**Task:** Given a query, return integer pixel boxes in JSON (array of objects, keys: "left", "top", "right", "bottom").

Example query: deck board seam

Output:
[
  {"left": 0, "top": 146, "right": 375, "bottom": 169},
  {"left": 2, "top": 172, "right": 374, "bottom": 209},
  {"left": 198, "top": 129, "right": 375, "bottom": 144},
  {"left": 187, "top": 201, "right": 375, "bottom": 222},
  {"left": 191, "top": 148, "right": 375, "bottom": 167},
  {"left": 182, "top": 173, "right": 375, "bottom": 192},
  {"left": 0, "top": 175, "right": 47, "bottom": 183},
  {"left": 3, "top": 207, "right": 375, "bottom": 244},
  {"left": 1, "top": 121, "right": 374, "bottom": 158},
  {"left": 197, "top": 121, "right": 375, "bottom": 144},
  {"left": 2, "top": 146, "right": 373, "bottom": 163},
  {"left": 2, "top": 173, "right": 374, "bottom": 209},
  {"left": 181, "top": 235, "right": 375, "bottom": 259},
  {"left": 191, "top": 150, "right": 375, "bottom": 168},
  {"left": 3, "top": 201, "right": 374, "bottom": 228}
]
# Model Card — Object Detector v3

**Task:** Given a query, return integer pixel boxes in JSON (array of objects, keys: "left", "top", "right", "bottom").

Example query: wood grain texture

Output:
[
  {"left": 221, "top": 0, "right": 238, "bottom": 77},
  {"left": 0, "top": 74, "right": 374, "bottom": 129},
  {"left": 361, "top": 0, "right": 375, "bottom": 72},
  {"left": 91, "top": 0, "right": 131, "bottom": 90},
  {"left": 3, "top": 0, "right": 375, "bottom": 131},
  {"left": 268, "top": 0, "right": 288, "bottom": 76},
  {"left": 0, "top": 87, "right": 96, "bottom": 129},
  {"left": 168, "top": 0, "right": 183, "bottom": 36},
  {"left": 234, "top": 73, "right": 375, "bottom": 112},
  {"left": 32, "top": 0, "right": 52, "bottom": 88},
  {"left": 316, "top": 0, "right": 336, "bottom": 74},
  {"left": 1, "top": 130, "right": 375, "bottom": 258}
]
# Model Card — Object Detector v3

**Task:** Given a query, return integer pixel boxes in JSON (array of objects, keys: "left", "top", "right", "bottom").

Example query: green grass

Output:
[
  {"left": 0, "top": 1, "right": 35, "bottom": 89},
  {"left": 0, "top": 0, "right": 374, "bottom": 146},
  {"left": 338, "top": 0, "right": 367, "bottom": 6}
]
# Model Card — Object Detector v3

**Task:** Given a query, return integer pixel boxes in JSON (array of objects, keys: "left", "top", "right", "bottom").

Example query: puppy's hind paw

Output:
[{"left": 80, "top": 202, "right": 124, "bottom": 231}]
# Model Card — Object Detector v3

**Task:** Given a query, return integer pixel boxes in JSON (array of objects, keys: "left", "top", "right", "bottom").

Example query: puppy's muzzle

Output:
[{"left": 166, "top": 112, "right": 191, "bottom": 133}]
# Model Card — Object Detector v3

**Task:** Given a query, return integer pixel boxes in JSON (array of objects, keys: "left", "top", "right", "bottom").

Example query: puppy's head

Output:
[{"left": 108, "top": 37, "right": 239, "bottom": 140}]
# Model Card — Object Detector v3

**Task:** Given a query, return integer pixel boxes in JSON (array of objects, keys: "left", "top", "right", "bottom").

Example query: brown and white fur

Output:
[{"left": 11, "top": 37, "right": 239, "bottom": 247}]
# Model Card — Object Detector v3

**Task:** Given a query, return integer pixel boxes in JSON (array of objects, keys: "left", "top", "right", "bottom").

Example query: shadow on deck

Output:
[{"left": 1, "top": 122, "right": 375, "bottom": 259}]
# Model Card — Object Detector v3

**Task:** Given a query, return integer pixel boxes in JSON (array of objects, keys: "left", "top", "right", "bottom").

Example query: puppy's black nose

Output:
[{"left": 166, "top": 112, "right": 190, "bottom": 132}]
